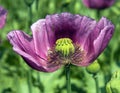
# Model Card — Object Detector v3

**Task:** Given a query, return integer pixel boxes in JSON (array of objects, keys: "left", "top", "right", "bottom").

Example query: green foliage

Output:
[
  {"left": 0, "top": 0, "right": 120, "bottom": 93},
  {"left": 106, "top": 71, "right": 120, "bottom": 93}
]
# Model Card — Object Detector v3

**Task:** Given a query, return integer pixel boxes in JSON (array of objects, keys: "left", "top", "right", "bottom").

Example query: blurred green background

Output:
[{"left": 0, "top": 0, "right": 120, "bottom": 93}]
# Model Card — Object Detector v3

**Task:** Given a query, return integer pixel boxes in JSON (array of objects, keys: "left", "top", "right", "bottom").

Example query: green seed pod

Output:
[
  {"left": 55, "top": 38, "right": 75, "bottom": 57},
  {"left": 86, "top": 60, "right": 100, "bottom": 74}
]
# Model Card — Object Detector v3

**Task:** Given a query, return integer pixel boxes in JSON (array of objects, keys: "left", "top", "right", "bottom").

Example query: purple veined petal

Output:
[
  {"left": 72, "top": 33, "right": 96, "bottom": 66},
  {"left": 7, "top": 30, "right": 40, "bottom": 66},
  {"left": 74, "top": 15, "right": 97, "bottom": 54},
  {"left": 7, "top": 31, "right": 35, "bottom": 56},
  {"left": 72, "top": 17, "right": 114, "bottom": 66},
  {"left": 31, "top": 19, "right": 61, "bottom": 72},
  {"left": 13, "top": 47, "right": 60, "bottom": 72},
  {"left": 22, "top": 53, "right": 61, "bottom": 72},
  {"left": 92, "top": 17, "right": 114, "bottom": 55},
  {"left": 94, "top": 25, "right": 114, "bottom": 56},
  {"left": 45, "top": 13, "right": 79, "bottom": 44},
  {"left": 45, "top": 14, "right": 59, "bottom": 46},
  {"left": 31, "top": 19, "right": 51, "bottom": 59},
  {"left": 7, "top": 30, "right": 60, "bottom": 72},
  {"left": 90, "top": 17, "right": 113, "bottom": 43},
  {"left": 74, "top": 26, "right": 113, "bottom": 66},
  {"left": 0, "top": 6, "right": 7, "bottom": 29}
]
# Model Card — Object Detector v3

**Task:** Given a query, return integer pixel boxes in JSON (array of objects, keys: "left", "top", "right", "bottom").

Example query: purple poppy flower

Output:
[
  {"left": 82, "top": 0, "right": 115, "bottom": 9},
  {"left": 7, "top": 13, "right": 114, "bottom": 72},
  {"left": 0, "top": 6, "right": 7, "bottom": 29}
]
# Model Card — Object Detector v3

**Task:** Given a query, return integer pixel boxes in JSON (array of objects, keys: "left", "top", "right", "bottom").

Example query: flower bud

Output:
[
  {"left": 106, "top": 71, "right": 120, "bottom": 93},
  {"left": 86, "top": 60, "right": 100, "bottom": 74}
]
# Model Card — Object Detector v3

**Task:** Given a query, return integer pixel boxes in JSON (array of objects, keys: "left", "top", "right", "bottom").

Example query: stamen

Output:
[
  {"left": 71, "top": 45, "right": 85, "bottom": 64},
  {"left": 47, "top": 40, "right": 85, "bottom": 67}
]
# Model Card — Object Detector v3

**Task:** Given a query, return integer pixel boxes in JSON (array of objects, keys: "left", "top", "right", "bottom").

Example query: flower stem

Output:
[
  {"left": 24, "top": 0, "right": 34, "bottom": 27},
  {"left": 96, "top": 9, "right": 101, "bottom": 19},
  {"left": 27, "top": 70, "right": 33, "bottom": 93},
  {"left": 65, "top": 64, "right": 71, "bottom": 93},
  {"left": 37, "top": 72, "right": 44, "bottom": 93},
  {"left": 28, "top": 5, "right": 32, "bottom": 27},
  {"left": 35, "top": 0, "right": 39, "bottom": 11},
  {"left": 93, "top": 74, "right": 99, "bottom": 93}
]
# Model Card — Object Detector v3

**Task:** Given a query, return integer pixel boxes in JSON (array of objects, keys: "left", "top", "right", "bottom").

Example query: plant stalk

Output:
[
  {"left": 27, "top": 70, "right": 33, "bottom": 93},
  {"left": 65, "top": 64, "right": 71, "bottom": 93},
  {"left": 93, "top": 74, "right": 99, "bottom": 93}
]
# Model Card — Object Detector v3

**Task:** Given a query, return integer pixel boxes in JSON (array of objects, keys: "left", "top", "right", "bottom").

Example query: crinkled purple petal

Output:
[
  {"left": 93, "top": 17, "right": 114, "bottom": 56},
  {"left": 74, "top": 15, "right": 97, "bottom": 53},
  {"left": 31, "top": 19, "right": 61, "bottom": 72},
  {"left": 73, "top": 17, "right": 114, "bottom": 66},
  {"left": 31, "top": 19, "right": 51, "bottom": 60},
  {"left": 0, "top": 6, "right": 7, "bottom": 29},
  {"left": 45, "top": 13, "right": 80, "bottom": 44},
  {"left": 7, "top": 30, "right": 60, "bottom": 72}
]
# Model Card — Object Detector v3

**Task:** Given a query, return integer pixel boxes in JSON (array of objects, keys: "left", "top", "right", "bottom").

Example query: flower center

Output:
[
  {"left": 47, "top": 38, "right": 85, "bottom": 67},
  {"left": 55, "top": 38, "right": 75, "bottom": 57}
]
